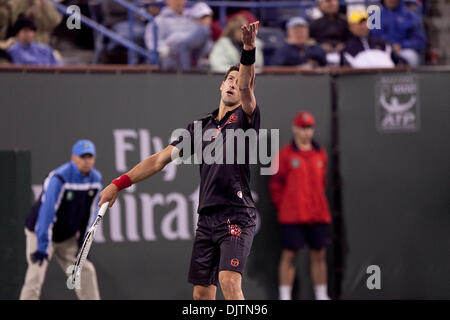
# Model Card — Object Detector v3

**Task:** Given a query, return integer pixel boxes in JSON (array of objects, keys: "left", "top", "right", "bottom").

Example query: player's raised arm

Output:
[
  {"left": 239, "top": 21, "right": 259, "bottom": 118},
  {"left": 98, "top": 145, "right": 176, "bottom": 207}
]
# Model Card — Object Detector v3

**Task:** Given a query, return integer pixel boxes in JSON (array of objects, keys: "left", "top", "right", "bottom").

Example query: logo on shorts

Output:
[
  {"left": 231, "top": 258, "right": 239, "bottom": 267},
  {"left": 237, "top": 191, "right": 243, "bottom": 199},
  {"left": 227, "top": 219, "right": 242, "bottom": 238}
]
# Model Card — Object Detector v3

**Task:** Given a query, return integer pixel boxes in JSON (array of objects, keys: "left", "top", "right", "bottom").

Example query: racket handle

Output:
[{"left": 98, "top": 202, "right": 110, "bottom": 218}]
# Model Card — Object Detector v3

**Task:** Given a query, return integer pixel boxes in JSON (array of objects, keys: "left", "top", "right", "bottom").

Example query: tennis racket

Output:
[{"left": 71, "top": 201, "right": 109, "bottom": 286}]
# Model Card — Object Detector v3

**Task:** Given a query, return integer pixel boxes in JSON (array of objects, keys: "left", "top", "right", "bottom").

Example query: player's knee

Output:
[
  {"left": 219, "top": 273, "right": 241, "bottom": 295},
  {"left": 21, "top": 275, "right": 44, "bottom": 299},
  {"left": 193, "top": 286, "right": 214, "bottom": 300},
  {"left": 281, "top": 249, "right": 297, "bottom": 265},
  {"left": 25, "top": 269, "right": 46, "bottom": 286},
  {"left": 23, "top": 285, "right": 42, "bottom": 299},
  {"left": 193, "top": 290, "right": 207, "bottom": 300},
  {"left": 310, "top": 249, "right": 326, "bottom": 262}
]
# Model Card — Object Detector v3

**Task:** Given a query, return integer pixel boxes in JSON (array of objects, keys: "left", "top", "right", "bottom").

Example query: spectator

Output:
[
  {"left": 272, "top": 17, "right": 326, "bottom": 67},
  {"left": 9, "top": 0, "right": 62, "bottom": 45},
  {"left": 144, "top": 0, "right": 212, "bottom": 70},
  {"left": 309, "top": 0, "right": 350, "bottom": 64},
  {"left": 7, "top": 14, "right": 60, "bottom": 66},
  {"left": 0, "top": 0, "right": 12, "bottom": 63},
  {"left": 102, "top": 0, "right": 162, "bottom": 49},
  {"left": 186, "top": 2, "right": 214, "bottom": 68},
  {"left": 227, "top": 9, "right": 258, "bottom": 25},
  {"left": 0, "top": 0, "right": 10, "bottom": 41},
  {"left": 145, "top": 0, "right": 164, "bottom": 17},
  {"left": 404, "top": 0, "right": 422, "bottom": 16},
  {"left": 210, "top": 9, "right": 258, "bottom": 42},
  {"left": 341, "top": 11, "right": 408, "bottom": 67},
  {"left": 209, "top": 15, "right": 264, "bottom": 72},
  {"left": 370, "top": 0, "right": 426, "bottom": 67},
  {"left": 187, "top": 2, "right": 213, "bottom": 27},
  {"left": 270, "top": 112, "right": 331, "bottom": 301}
]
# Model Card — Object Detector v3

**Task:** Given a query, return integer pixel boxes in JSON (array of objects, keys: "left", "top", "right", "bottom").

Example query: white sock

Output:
[
  {"left": 314, "top": 284, "right": 330, "bottom": 300},
  {"left": 279, "top": 285, "right": 292, "bottom": 300}
]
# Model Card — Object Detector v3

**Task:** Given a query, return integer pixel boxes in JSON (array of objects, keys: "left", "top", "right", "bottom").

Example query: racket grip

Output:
[{"left": 98, "top": 202, "right": 110, "bottom": 218}]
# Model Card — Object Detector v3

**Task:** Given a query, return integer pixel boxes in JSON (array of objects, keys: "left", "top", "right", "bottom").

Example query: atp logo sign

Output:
[{"left": 375, "top": 76, "right": 421, "bottom": 132}]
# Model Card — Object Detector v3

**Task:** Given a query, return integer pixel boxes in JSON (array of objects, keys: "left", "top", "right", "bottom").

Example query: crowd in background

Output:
[{"left": 0, "top": 0, "right": 430, "bottom": 69}]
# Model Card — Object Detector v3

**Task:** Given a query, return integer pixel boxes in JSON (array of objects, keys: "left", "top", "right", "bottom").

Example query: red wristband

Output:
[{"left": 112, "top": 174, "right": 132, "bottom": 191}]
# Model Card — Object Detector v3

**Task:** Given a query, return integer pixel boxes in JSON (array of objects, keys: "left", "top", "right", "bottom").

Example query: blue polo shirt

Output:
[{"left": 7, "top": 42, "right": 60, "bottom": 66}]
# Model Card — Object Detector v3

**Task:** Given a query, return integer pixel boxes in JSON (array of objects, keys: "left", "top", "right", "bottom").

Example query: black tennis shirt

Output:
[{"left": 170, "top": 105, "right": 261, "bottom": 213}]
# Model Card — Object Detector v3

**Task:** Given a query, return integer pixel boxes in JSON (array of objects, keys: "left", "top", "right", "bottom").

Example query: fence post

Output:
[{"left": 127, "top": 9, "right": 137, "bottom": 65}]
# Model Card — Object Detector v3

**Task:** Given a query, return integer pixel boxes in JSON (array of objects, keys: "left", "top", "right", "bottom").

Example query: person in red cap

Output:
[{"left": 270, "top": 111, "right": 331, "bottom": 300}]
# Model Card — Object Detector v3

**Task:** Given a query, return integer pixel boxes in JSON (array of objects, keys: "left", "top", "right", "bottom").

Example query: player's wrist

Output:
[
  {"left": 111, "top": 174, "right": 132, "bottom": 191},
  {"left": 240, "top": 47, "right": 256, "bottom": 65},
  {"left": 243, "top": 44, "right": 255, "bottom": 50}
]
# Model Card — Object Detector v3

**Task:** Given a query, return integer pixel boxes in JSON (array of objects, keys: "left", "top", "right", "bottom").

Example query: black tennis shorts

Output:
[
  {"left": 188, "top": 205, "right": 257, "bottom": 286},
  {"left": 280, "top": 223, "right": 330, "bottom": 251}
]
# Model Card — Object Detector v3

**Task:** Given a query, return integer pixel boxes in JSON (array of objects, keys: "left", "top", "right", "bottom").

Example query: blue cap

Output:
[{"left": 72, "top": 139, "right": 96, "bottom": 156}]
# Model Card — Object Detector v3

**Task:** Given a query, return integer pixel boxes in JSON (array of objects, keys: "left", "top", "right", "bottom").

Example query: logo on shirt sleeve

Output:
[
  {"left": 66, "top": 191, "right": 74, "bottom": 201},
  {"left": 237, "top": 191, "right": 243, "bottom": 199}
]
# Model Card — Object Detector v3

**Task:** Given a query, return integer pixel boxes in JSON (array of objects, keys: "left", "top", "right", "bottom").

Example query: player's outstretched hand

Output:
[
  {"left": 99, "top": 184, "right": 118, "bottom": 207},
  {"left": 241, "top": 21, "right": 259, "bottom": 50}
]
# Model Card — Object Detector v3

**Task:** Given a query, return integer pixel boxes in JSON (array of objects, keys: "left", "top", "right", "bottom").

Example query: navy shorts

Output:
[
  {"left": 188, "top": 206, "right": 257, "bottom": 286},
  {"left": 280, "top": 223, "right": 330, "bottom": 251}
]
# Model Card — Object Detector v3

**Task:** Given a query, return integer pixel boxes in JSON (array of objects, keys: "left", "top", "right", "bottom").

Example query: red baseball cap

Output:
[{"left": 294, "top": 111, "right": 315, "bottom": 127}]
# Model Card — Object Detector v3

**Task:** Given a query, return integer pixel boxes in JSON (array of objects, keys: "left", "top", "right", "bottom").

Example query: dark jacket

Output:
[
  {"left": 341, "top": 35, "right": 408, "bottom": 66},
  {"left": 272, "top": 42, "right": 327, "bottom": 66},
  {"left": 309, "top": 14, "right": 350, "bottom": 47}
]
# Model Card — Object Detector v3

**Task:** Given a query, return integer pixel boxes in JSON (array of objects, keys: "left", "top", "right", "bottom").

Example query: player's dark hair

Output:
[{"left": 224, "top": 64, "right": 240, "bottom": 80}]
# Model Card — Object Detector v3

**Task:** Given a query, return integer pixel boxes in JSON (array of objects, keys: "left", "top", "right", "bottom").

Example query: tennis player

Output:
[
  {"left": 20, "top": 140, "right": 102, "bottom": 300},
  {"left": 99, "top": 22, "right": 260, "bottom": 300}
]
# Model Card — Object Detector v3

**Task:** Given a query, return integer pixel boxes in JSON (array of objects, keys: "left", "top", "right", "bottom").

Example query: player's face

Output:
[
  {"left": 72, "top": 154, "right": 96, "bottom": 174},
  {"left": 293, "top": 125, "right": 314, "bottom": 143},
  {"left": 220, "top": 70, "right": 241, "bottom": 106}
]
